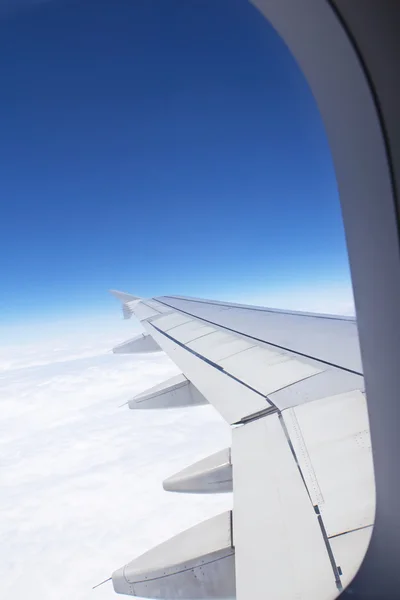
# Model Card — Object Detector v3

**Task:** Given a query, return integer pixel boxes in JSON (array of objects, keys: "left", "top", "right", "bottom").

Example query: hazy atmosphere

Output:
[{"left": 1, "top": 0, "right": 353, "bottom": 598}]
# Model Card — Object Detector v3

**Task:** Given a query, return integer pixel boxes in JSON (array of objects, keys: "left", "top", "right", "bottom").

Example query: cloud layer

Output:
[{"left": 0, "top": 323, "right": 231, "bottom": 600}]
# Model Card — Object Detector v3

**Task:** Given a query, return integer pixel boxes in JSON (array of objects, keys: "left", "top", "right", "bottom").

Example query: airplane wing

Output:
[{"left": 109, "top": 291, "right": 375, "bottom": 600}]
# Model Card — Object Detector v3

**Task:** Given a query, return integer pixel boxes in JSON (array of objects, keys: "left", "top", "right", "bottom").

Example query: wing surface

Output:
[{"left": 109, "top": 292, "right": 375, "bottom": 600}]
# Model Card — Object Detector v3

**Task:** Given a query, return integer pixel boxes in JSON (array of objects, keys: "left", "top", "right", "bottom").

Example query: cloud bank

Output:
[{"left": 0, "top": 321, "right": 231, "bottom": 600}]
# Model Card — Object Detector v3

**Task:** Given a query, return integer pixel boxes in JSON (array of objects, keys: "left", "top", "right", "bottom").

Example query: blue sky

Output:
[{"left": 0, "top": 0, "right": 351, "bottom": 326}]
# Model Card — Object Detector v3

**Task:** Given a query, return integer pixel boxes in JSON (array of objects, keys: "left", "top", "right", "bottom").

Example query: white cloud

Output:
[{"left": 0, "top": 318, "right": 231, "bottom": 600}]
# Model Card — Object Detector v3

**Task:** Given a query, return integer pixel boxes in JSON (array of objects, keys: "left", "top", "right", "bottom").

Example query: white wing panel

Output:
[
  {"left": 329, "top": 527, "right": 373, "bottom": 590},
  {"left": 150, "top": 312, "right": 192, "bottom": 331},
  {"left": 187, "top": 330, "right": 254, "bottom": 362},
  {"left": 232, "top": 414, "right": 338, "bottom": 600},
  {"left": 131, "top": 301, "right": 162, "bottom": 321},
  {"left": 270, "top": 369, "right": 364, "bottom": 410},
  {"left": 219, "top": 346, "right": 321, "bottom": 396},
  {"left": 283, "top": 390, "right": 375, "bottom": 537},
  {"left": 150, "top": 312, "right": 323, "bottom": 402},
  {"left": 219, "top": 344, "right": 289, "bottom": 369},
  {"left": 144, "top": 299, "right": 172, "bottom": 313},
  {"left": 166, "top": 320, "right": 216, "bottom": 344},
  {"left": 144, "top": 321, "right": 272, "bottom": 424},
  {"left": 157, "top": 296, "right": 362, "bottom": 374}
]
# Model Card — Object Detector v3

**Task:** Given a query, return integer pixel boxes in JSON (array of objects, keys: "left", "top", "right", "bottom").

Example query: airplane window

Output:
[{"left": 0, "top": 1, "right": 381, "bottom": 599}]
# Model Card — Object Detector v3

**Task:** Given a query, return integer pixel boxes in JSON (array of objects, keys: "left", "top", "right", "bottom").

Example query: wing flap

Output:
[
  {"left": 232, "top": 414, "right": 339, "bottom": 600},
  {"left": 283, "top": 390, "right": 375, "bottom": 537}
]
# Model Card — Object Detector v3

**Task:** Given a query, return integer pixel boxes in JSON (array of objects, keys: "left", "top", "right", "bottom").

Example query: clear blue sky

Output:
[{"left": 0, "top": 0, "right": 351, "bottom": 325}]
